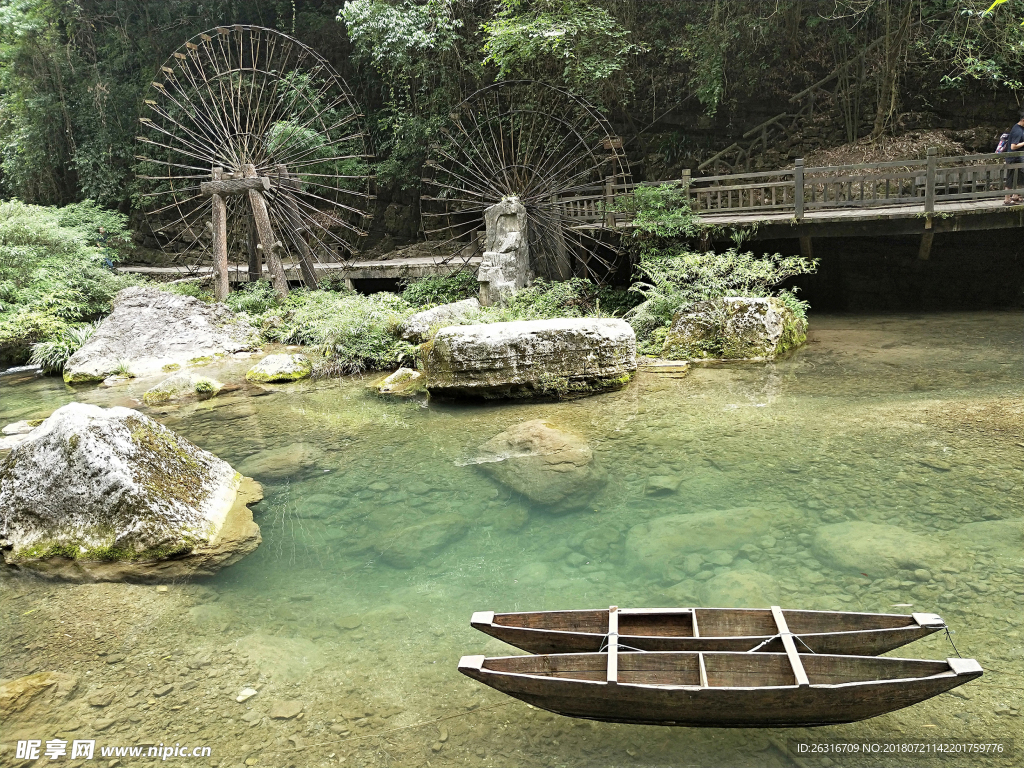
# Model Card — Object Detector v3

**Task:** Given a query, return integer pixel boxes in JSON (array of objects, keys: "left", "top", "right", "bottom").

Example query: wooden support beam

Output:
[
  {"left": 246, "top": 217, "right": 261, "bottom": 285},
  {"left": 201, "top": 176, "right": 270, "bottom": 197},
  {"left": 275, "top": 165, "right": 319, "bottom": 290},
  {"left": 799, "top": 236, "right": 813, "bottom": 260},
  {"left": 243, "top": 163, "right": 289, "bottom": 299},
  {"left": 210, "top": 167, "right": 229, "bottom": 302},
  {"left": 918, "top": 230, "right": 934, "bottom": 261},
  {"left": 771, "top": 606, "right": 810, "bottom": 687},
  {"left": 606, "top": 606, "right": 618, "bottom": 685}
]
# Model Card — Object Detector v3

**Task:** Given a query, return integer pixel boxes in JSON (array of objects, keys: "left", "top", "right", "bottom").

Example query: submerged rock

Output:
[
  {"left": 237, "top": 443, "right": 320, "bottom": 481},
  {"left": 0, "top": 402, "right": 262, "bottom": 581},
  {"left": 473, "top": 420, "right": 605, "bottom": 511},
  {"left": 245, "top": 353, "right": 312, "bottom": 383},
  {"left": 142, "top": 372, "right": 223, "bottom": 405},
  {"left": 377, "top": 513, "right": 468, "bottom": 569},
  {"left": 812, "top": 521, "right": 948, "bottom": 577},
  {"left": 370, "top": 367, "right": 425, "bottom": 397},
  {"left": 0, "top": 671, "right": 78, "bottom": 721},
  {"left": 626, "top": 506, "right": 795, "bottom": 579},
  {"left": 697, "top": 569, "right": 782, "bottom": 608},
  {"left": 401, "top": 298, "right": 481, "bottom": 343},
  {"left": 424, "top": 318, "right": 636, "bottom": 399},
  {"left": 662, "top": 296, "right": 806, "bottom": 360},
  {"left": 64, "top": 287, "right": 260, "bottom": 383}
]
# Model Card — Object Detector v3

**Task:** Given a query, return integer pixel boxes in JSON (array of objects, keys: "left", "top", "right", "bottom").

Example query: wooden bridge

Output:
[{"left": 562, "top": 147, "right": 1024, "bottom": 260}]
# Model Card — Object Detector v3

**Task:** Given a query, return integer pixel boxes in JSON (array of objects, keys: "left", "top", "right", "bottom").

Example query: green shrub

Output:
[
  {"left": 626, "top": 248, "right": 818, "bottom": 345},
  {"left": 0, "top": 199, "right": 139, "bottom": 364},
  {"left": 400, "top": 271, "right": 478, "bottom": 307},
  {"left": 29, "top": 322, "right": 98, "bottom": 373},
  {"left": 269, "top": 290, "right": 417, "bottom": 374},
  {"left": 160, "top": 280, "right": 214, "bottom": 302}
]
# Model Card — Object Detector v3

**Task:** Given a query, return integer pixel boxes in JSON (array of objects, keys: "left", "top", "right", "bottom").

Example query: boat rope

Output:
[
  {"left": 745, "top": 633, "right": 781, "bottom": 653},
  {"left": 944, "top": 626, "right": 963, "bottom": 658},
  {"left": 794, "top": 634, "right": 818, "bottom": 654}
]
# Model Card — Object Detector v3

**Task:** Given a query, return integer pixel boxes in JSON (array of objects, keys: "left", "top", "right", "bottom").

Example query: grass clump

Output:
[
  {"left": 0, "top": 199, "right": 138, "bottom": 366},
  {"left": 29, "top": 322, "right": 99, "bottom": 373},
  {"left": 400, "top": 271, "right": 478, "bottom": 307}
]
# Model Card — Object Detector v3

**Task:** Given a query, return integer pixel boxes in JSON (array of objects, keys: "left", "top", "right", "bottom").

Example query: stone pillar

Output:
[{"left": 478, "top": 197, "right": 530, "bottom": 307}]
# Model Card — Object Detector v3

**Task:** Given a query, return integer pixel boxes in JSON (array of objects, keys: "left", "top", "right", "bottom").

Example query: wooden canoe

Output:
[
  {"left": 458, "top": 651, "right": 983, "bottom": 727},
  {"left": 472, "top": 605, "right": 946, "bottom": 655}
]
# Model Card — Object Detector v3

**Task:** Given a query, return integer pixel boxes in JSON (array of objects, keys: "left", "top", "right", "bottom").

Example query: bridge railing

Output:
[
  {"left": 552, "top": 149, "right": 1024, "bottom": 226},
  {"left": 683, "top": 149, "right": 1024, "bottom": 219}
]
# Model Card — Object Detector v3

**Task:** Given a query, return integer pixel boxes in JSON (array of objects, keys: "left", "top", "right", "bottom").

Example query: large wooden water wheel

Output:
[
  {"left": 420, "top": 81, "right": 631, "bottom": 284},
  {"left": 134, "top": 25, "right": 374, "bottom": 299}
]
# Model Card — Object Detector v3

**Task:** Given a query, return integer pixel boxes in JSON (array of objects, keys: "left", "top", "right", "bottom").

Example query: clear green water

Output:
[{"left": 1, "top": 313, "right": 1021, "bottom": 768}]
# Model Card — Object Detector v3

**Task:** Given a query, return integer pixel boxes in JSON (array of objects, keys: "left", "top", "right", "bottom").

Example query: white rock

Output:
[
  {"left": 371, "top": 367, "right": 424, "bottom": 397},
  {"left": 401, "top": 299, "right": 481, "bottom": 343},
  {"left": 2, "top": 421, "right": 35, "bottom": 436},
  {"left": 0, "top": 403, "right": 262, "bottom": 582},
  {"left": 245, "top": 354, "right": 312, "bottom": 383},
  {"left": 424, "top": 318, "right": 636, "bottom": 399},
  {"left": 64, "top": 287, "right": 259, "bottom": 383},
  {"left": 236, "top": 688, "right": 258, "bottom": 703}
]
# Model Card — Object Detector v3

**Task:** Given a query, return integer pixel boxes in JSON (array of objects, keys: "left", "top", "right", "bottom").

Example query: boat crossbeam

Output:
[{"left": 771, "top": 606, "right": 810, "bottom": 687}]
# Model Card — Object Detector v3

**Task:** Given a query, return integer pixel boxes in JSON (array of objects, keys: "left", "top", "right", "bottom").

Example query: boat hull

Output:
[
  {"left": 473, "top": 607, "right": 944, "bottom": 656},
  {"left": 458, "top": 653, "right": 982, "bottom": 728}
]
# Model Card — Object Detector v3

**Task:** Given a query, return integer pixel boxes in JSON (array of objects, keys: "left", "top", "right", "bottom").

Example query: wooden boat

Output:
[
  {"left": 458, "top": 650, "right": 983, "bottom": 727},
  {"left": 472, "top": 605, "right": 946, "bottom": 655}
]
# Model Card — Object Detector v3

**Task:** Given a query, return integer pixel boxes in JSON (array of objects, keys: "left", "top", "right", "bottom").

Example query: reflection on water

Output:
[{"left": 1, "top": 313, "right": 1022, "bottom": 767}]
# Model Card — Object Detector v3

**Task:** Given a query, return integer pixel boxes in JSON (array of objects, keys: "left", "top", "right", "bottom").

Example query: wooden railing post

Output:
[
  {"left": 794, "top": 158, "right": 804, "bottom": 220},
  {"left": 924, "top": 146, "right": 937, "bottom": 214},
  {"left": 681, "top": 168, "right": 692, "bottom": 210},
  {"left": 604, "top": 176, "right": 616, "bottom": 228}
]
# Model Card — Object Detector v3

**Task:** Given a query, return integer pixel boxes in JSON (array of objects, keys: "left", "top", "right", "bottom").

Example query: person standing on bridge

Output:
[{"left": 1004, "top": 111, "right": 1024, "bottom": 204}]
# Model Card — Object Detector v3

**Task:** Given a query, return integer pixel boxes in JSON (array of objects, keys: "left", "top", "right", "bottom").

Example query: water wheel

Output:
[
  {"left": 134, "top": 25, "right": 374, "bottom": 297},
  {"left": 420, "top": 80, "right": 631, "bottom": 284}
]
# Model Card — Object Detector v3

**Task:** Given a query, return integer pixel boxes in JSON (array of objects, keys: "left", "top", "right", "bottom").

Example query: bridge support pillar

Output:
[
  {"left": 918, "top": 231, "right": 934, "bottom": 261},
  {"left": 799, "top": 236, "right": 814, "bottom": 260}
]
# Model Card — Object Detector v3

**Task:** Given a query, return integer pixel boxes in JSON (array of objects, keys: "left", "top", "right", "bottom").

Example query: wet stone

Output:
[{"left": 269, "top": 700, "right": 303, "bottom": 719}]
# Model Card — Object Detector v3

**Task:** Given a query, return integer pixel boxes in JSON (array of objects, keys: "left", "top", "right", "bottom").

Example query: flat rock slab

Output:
[
  {"left": 424, "top": 318, "right": 636, "bottom": 400},
  {"left": 0, "top": 402, "right": 262, "bottom": 582},
  {"left": 64, "top": 287, "right": 259, "bottom": 383},
  {"left": 246, "top": 353, "right": 312, "bottom": 383},
  {"left": 370, "top": 367, "right": 425, "bottom": 397}
]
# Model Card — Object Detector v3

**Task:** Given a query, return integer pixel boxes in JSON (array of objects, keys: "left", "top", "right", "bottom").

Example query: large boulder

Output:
[
  {"left": 142, "top": 372, "right": 223, "bottom": 405},
  {"left": 401, "top": 298, "right": 481, "bottom": 343},
  {"left": 245, "top": 353, "right": 312, "bottom": 383},
  {"left": 813, "top": 522, "right": 949, "bottom": 577},
  {"left": 64, "top": 287, "right": 260, "bottom": 383},
  {"left": 473, "top": 420, "right": 605, "bottom": 511},
  {"left": 0, "top": 403, "right": 262, "bottom": 581},
  {"left": 424, "top": 318, "right": 636, "bottom": 399},
  {"left": 662, "top": 297, "right": 806, "bottom": 360},
  {"left": 626, "top": 506, "right": 796, "bottom": 579}
]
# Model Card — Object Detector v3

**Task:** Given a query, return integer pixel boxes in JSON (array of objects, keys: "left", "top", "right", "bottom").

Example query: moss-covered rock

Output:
[
  {"left": 370, "top": 367, "right": 425, "bottom": 397},
  {"left": 424, "top": 318, "right": 636, "bottom": 400},
  {"left": 142, "top": 372, "right": 224, "bottom": 405},
  {"left": 245, "top": 353, "right": 313, "bottom": 383},
  {"left": 0, "top": 402, "right": 261, "bottom": 582},
  {"left": 662, "top": 296, "right": 806, "bottom": 361}
]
